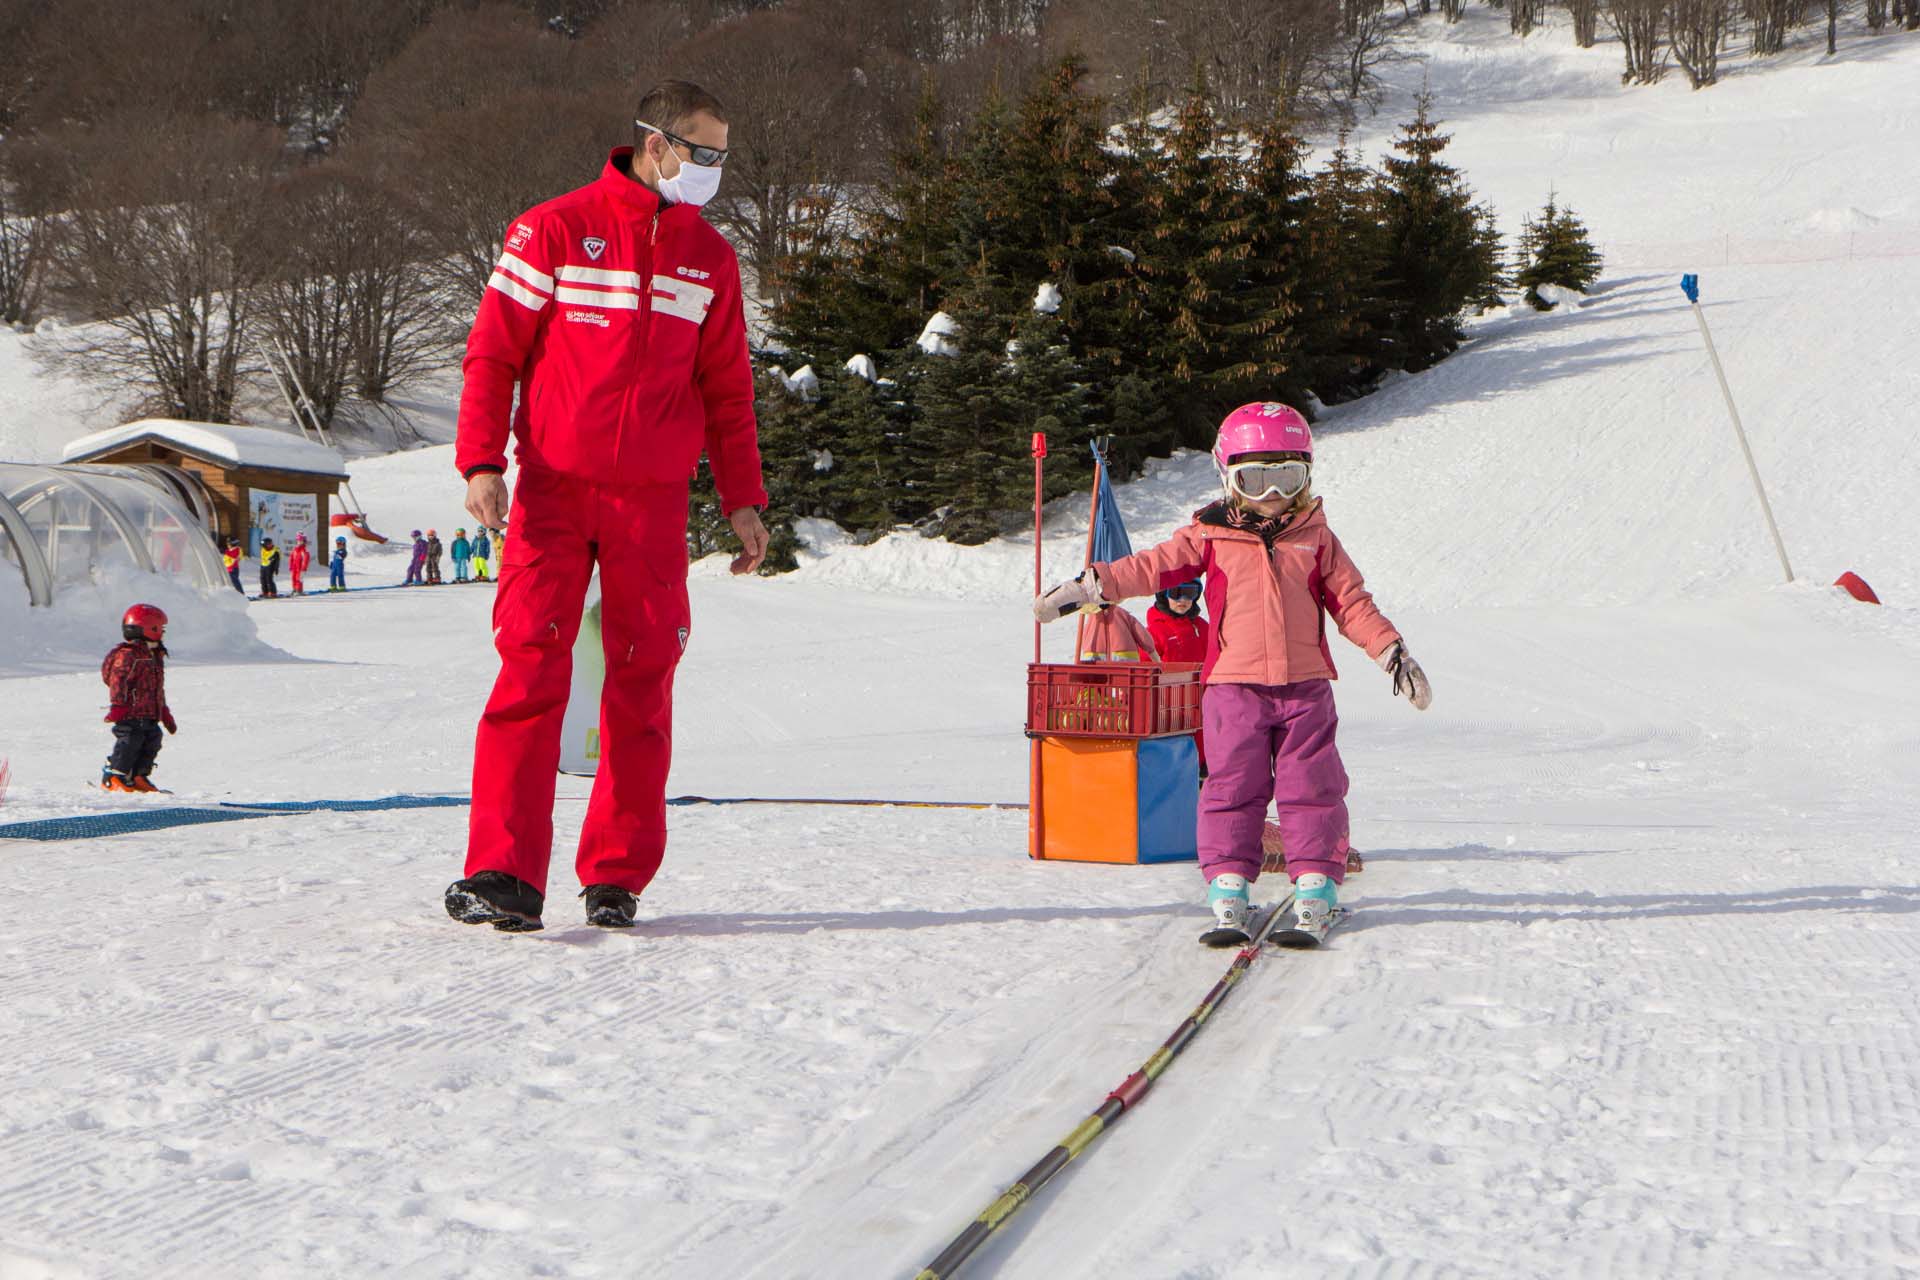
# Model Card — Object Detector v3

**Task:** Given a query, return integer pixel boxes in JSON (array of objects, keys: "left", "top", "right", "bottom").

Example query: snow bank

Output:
[{"left": 0, "top": 567, "right": 282, "bottom": 675}]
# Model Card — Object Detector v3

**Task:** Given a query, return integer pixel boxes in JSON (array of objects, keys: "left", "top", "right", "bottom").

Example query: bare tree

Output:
[
  {"left": 15, "top": 0, "right": 213, "bottom": 126},
  {"left": 1565, "top": 0, "right": 1603, "bottom": 45},
  {"left": 1668, "top": 0, "right": 1731, "bottom": 85},
  {"left": 0, "top": 147, "right": 47, "bottom": 325},
  {"left": 28, "top": 116, "right": 283, "bottom": 422},
  {"left": 1865, "top": 0, "right": 1886, "bottom": 30},
  {"left": 1745, "top": 0, "right": 1801, "bottom": 53},
  {"left": 1511, "top": 0, "right": 1545, "bottom": 34},
  {"left": 672, "top": 9, "right": 878, "bottom": 301},
  {"left": 1605, "top": 0, "right": 1667, "bottom": 82},
  {"left": 351, "top": 6, "right": 624, "bottom": 307}
]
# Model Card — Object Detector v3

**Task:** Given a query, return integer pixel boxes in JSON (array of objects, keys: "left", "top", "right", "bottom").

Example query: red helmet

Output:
[{"left": 123, "top": 603, "right": 167, "bottom": 642}]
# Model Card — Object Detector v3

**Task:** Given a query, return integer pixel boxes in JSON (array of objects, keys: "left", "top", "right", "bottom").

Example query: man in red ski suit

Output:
[{"left": 445, "top": 81, "right": 768, "bottom": 933}]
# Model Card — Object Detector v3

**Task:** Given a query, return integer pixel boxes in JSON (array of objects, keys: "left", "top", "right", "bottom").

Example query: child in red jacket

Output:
[
  {"left": 288, "top": 533, "right": 311, "bottom": 595},
  {"left": 1147, "top": 580, "right": 1209, "bottom": 664},
  {"left": 101, "top": 604, "right": 177, "bottom": 793}
]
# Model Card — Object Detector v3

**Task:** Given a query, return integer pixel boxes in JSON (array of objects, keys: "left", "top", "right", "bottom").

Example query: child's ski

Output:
[
  {"left": 1272, "top": 903, "right": 1343, "bottom": 950},
  {"left": 1199, "top": 895, "right": 1291, "bottom": 949}
]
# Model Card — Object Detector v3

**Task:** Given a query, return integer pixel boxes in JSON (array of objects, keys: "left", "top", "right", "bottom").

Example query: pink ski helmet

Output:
[{"left": 1213, "top": 402, "right": 1312, "bottom": 474}]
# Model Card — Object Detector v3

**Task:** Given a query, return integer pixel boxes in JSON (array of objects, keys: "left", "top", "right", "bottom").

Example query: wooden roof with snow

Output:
[{"left": 61, "top": 419, "right": 349, "bottom": 481}]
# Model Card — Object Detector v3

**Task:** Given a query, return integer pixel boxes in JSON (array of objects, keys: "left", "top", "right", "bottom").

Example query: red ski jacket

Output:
[
  {"left": 1148, "top": 608, "right": 1210, "bottom": 665},
  {"left": 102, "top": 640, "right": 170, "bottom": 723},
  {"left": 454, "top": 148, "right": 767, "bottom": 515}
]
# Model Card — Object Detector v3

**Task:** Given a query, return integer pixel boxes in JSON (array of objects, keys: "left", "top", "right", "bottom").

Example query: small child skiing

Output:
[
  {"left": 329, "top": 536, "right": 348, "bottom": 591},
  {"left": 1034, "top": 403, "right": 1432, "bottom": 946},
  {"left": 405, "top": 530, "right": 426, "bottom": 586},
  {"left": 258, "top": 537, "right": 280, "bottom": 598},
  {"left": 288, "top": 532, "right": 311, "bottom": 595},
  {"left": 425, "top": 529, "right": 444, "bottom": 585},
  {"left": 1149, "top": 579, "right": 1210, "bottom": 771},
  {"left": 471, "top": 527, "right": 492, "bottom": 581},
  {"left": 451, "top": 528, "right": 472, "bottom": 583},
  {"left": 100, "top": 604, "right": 177, "bottom": 793},
  {"left": 222, "top": 537, "right": 243, "bottom": 593}
]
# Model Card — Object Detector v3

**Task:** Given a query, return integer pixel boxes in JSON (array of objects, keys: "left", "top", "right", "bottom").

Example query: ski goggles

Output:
[
  {"left": 635, "top": 120, "right": 729, "bottom": 167},
  {"left": 1165, "top": 582, "right": 1201, "bottom": 603},
  {"left": 1224, "top": 459, "right": 1310, "bottom": 501}
]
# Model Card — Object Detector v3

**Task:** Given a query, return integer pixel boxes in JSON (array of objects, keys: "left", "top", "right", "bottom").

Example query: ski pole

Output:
[
  {"left": 913, "top": 895, "right": 1295, "bottom": 1280},
  {"left": 1031, "top": 432, "right": 1047, "bottom": 861},
  {"left": 1679, "top": 274, "right": 1795, "bottom": 584}
]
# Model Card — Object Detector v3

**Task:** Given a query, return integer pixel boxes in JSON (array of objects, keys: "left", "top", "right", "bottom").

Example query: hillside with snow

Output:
[{"left": 4, "top": 14, "right": 1920, "bottom": 1280}]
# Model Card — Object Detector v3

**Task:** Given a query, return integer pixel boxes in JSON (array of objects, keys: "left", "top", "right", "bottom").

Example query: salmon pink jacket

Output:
[{"left": 1094, "top": 499, "right": 1400, "bottom": 687}]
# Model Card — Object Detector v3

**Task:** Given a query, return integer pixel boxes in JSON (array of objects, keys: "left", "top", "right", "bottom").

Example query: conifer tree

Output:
[
  {"left": 1219, "top": 112, "right": 1310, "bottom": 409},
  {"left": 1294, "top": 134, "right": 1392, "bottom": 402},
  {"left": 1516, "top": 192, "right": 1603, "bottom": 308},
  {"left": 1374, "top": 94, "right": 1503, "bottom": 371}
]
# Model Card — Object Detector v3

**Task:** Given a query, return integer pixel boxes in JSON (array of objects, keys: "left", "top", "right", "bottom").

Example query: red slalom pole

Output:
[{"left": 1029, "top": 432, "right": 1047, "bottom": 860}]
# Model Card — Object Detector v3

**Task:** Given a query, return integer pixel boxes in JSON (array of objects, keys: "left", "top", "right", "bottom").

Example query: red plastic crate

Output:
[{"left": 1026, "top": 662, "right": 1202, "bottom": 739}]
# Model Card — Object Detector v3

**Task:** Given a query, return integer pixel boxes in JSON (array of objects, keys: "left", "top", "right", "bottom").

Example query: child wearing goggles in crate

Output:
[{"left": 1033, "top": 402, "right": 1431, "bottom": 944}]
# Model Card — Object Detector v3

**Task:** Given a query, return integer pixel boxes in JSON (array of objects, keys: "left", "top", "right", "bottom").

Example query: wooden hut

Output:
[{"left": 61, "top": 419, "right": 349, "bottom": 554}]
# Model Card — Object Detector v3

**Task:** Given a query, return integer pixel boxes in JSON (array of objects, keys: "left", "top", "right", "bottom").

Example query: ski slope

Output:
[{"left": 6, "top": 13, "right": 1920, "bottom": 1280}]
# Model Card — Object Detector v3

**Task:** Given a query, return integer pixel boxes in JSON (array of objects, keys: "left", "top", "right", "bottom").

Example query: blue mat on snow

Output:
[{"left": 0, "top": 794, "right": 469, "bottom": 842}]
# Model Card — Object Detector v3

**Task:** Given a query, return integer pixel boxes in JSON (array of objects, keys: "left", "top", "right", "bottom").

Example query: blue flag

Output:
[{"left": 1089, "top": 441, "right": 1132, "bottom": 564}]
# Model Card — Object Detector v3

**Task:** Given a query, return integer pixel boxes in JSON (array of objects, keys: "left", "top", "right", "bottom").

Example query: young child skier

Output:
[
  {"left": 329, "top": 536, "right": 348, "bottom": 591},
  {"left": 258, "top": 537, "right": 280, "bottom": 598},
  {"left": 425, "top": 529, "right": 444, "bottom": 585},
  {"left": 288, "top": 533, "right": 311, "bottom": 596},
  {"left": 451, "top": 528, "right": 472, "bottom": 583},
  {"left": 222, "top": 537, "right": 243, "bottom": 593},
  {"left": 100, "top": 604, "right": 177, "bottom": 793},
  {"left": 1034, "top": 402, "right": 1432, "bottom": 945},
  {"left": 405, "top": 530, "right": 427, "bottom": 586},
  {"left": 468, "top": 529, "right": 491, "bottom": 583},
  {"left": 1148, "top": 580, "right": 1208, "bottom": 662}
]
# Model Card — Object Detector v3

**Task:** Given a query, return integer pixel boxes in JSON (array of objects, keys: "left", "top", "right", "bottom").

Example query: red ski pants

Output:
[{"left": 466, "top": 466, "right": 691, "bottom": 896}]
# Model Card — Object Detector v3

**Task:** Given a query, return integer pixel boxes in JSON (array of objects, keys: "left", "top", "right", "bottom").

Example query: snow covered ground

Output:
[{"left": 5, "top": 13, "right": 1920, "bottom": 1280}]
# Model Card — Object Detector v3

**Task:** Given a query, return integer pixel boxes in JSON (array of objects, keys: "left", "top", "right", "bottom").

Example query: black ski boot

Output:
[
  {"left": 581, "top": 884, "right": 636, "bottom": 929},
  {"left": 445, "top": 870, "right": 544, "bottom": 932}
]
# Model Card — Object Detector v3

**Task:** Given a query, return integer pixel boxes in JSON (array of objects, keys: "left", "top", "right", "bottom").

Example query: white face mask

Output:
[{"left": 651, "top": 142, "right": 722, "bottom": 208}]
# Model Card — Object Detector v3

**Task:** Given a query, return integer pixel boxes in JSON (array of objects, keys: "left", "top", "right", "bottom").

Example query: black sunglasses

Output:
[{"left": 636, "top": 120, "right": 728, "bottom": 167}]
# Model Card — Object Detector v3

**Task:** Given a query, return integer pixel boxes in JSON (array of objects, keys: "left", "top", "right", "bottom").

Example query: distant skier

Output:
[
  {"left": 405, "top": 530, "right": 427, "bottom": 586},
  {"left": 451, "top": 528, "right": 472, "bottom": 583},
  {"left": 329, "top": 536, "right": 348, "bottom": 592},
  {"left": 100, "top": 603, "right": 176, "bottom": 794},
  {"left": 471, "top": 527, "right": 492, "bottom": 582},
  {"left": 288, "top": 533, "right": 311, "bottom": 596},
  {"left": 426, "top": 529, "right": 444, "bottom": 585},
  {"left": 222, "top": 537, "right": 243, "bottom": 593},
  {"left": 1034, "top": 403, "right": 1432, "bottom": 945},
  {"left": 258, "top": 537, "right": 280, "bottom": 598}
]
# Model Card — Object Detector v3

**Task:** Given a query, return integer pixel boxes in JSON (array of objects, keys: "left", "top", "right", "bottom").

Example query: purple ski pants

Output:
[{"left": 1198, "top": 680, "right": 1350, "bottom": 886}]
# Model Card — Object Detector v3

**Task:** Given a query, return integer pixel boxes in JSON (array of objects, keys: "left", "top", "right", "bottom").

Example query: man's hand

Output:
[
  {"left": 464, "top": 472, "right": 510, "bottom": 532},
  {"left": 727, "top": 507, "right": 769, "bottom": 575}
]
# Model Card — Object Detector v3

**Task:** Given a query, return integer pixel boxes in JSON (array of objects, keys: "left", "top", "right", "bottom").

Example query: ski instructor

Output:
[{"left": 444, "top": 81, "right": 768, "bottom": 934}]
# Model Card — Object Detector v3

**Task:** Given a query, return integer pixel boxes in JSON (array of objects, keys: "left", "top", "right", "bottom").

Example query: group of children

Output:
[
  {"left": 214, "top": 526, "right": 498, "bottom": 597},
  {"left": 1035, "top": 401, "right": 1434, "bottom": 944},
  {"left": 220, "top": 532, "right": 350, "bottom": 597},
  {"left": 404, "top": 527, "right": 494, "bottom": 587}
]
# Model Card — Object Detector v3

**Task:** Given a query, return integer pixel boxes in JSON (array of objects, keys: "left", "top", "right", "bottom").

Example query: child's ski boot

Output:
[
  {"left": 1199, "top": 873, "right": 1255, "bottom": 947},
  {"left": 1275, "top": 873, "right": 1338, "bottom": 949}
]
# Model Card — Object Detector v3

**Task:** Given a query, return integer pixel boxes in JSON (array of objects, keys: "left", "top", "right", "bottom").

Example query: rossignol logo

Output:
[
  {"left": 564, "top": 309, "right": 610, "bottom": 328},
  {"left": 675, "top": 265, "right": 711, "bottom": 280},
  {"left": 676, "top": 626, "right": 689, "bottom": 652},
  {"left": 582, "top": 236, "right": 607, "bottom": 261}
]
